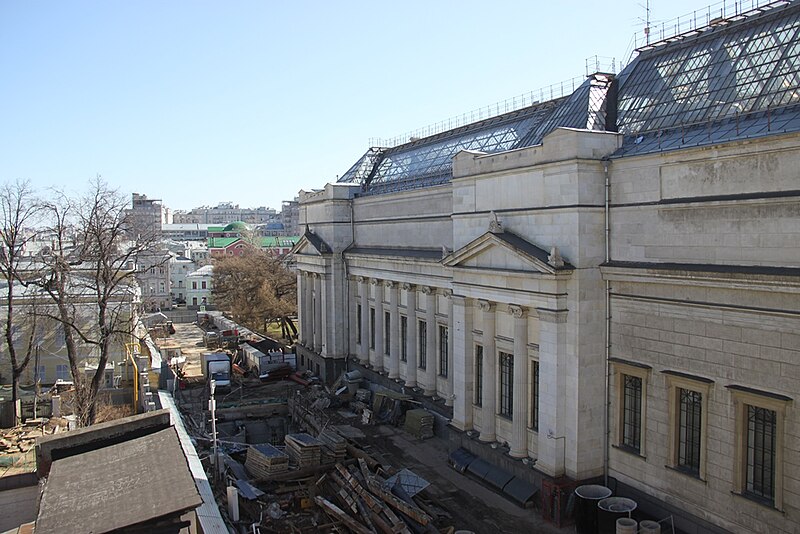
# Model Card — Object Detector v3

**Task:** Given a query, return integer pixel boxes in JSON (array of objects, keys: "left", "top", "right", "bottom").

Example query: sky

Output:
[{"left": 0, "top": 1, "right": 715, "bottom": 212}]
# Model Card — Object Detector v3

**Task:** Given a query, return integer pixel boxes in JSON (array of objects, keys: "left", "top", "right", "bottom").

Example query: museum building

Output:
[{"left": 293, "top": 3, "right": 800, "bottom": 532}]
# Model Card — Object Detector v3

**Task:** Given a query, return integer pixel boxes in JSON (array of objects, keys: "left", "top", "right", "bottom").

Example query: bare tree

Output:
[
  {"left": 0, "top": 179, "right": 42, "bottom": 424},
  {"left": 38, "top": 178, "right": 162, "bottom": 426},
  {"left": 212, "top": 247, "right": 296, "bottom": 336}
]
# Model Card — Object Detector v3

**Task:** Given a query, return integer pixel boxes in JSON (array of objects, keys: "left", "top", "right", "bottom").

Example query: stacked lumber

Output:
[
  {"left": 245, "top": 443, "right": 289, "bottom": 478},
  {"left": 315, "top": 460, "right": 435, "bottom": 534},
  {"left": 285, "top": 433, "right": 322, "bottom": 468},
  {"left": 318, "top": 429, "right": 347, "bottom": 465},
  {"left": 404, "top": 409, "right": 434, "bottom": 439}
]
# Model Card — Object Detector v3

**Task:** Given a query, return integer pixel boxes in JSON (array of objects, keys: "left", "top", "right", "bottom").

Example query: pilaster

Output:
[
  {"left": 536, "top": 307, "right": 568, "bottom": 476},
  {"left": 509, "top": 304, "right": 529, "bottom": 458},
  {"left": 388, "top": 281, "right": 400, "bottom": 379},
  {"left": 404, "top": 284, "right": 418, "bottom": 388},
  {"left": 479, "top": 299, "right": 497, "bottom": 443},
  {"left": 422, "top": 286, "right": 437, "bottom": 396},
  {"left": 451, "top": 295, "right": 474, "bottom": 431}
]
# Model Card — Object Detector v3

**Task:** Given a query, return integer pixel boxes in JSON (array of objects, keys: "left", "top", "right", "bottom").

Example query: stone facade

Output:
[{"left": 293, "top": 5, "right": 800, "bottom": 531}]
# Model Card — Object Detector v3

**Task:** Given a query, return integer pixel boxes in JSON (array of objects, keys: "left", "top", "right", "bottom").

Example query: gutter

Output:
[{"left": 602, "top": 157, "right": 612, "bottom": 487}]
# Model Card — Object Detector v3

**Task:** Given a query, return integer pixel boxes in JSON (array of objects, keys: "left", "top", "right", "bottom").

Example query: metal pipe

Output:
[{"left": 603, "top": 158, "right": 612, "bottom": 487}]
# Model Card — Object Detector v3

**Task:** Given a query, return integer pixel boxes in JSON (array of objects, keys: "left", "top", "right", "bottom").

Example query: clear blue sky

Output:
[{"left": 1, "top": 1, "right": 712, "bottom": 212}]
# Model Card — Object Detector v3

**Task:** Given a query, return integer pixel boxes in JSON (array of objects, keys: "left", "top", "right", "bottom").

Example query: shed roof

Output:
[{"left": 36, "top": 427, "right": 201, "bottom": 534}]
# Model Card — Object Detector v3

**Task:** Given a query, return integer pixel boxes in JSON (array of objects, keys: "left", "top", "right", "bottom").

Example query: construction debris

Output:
[
  {"left": 284, "top": 433, "right": 322, "bottom": 469},
  {"left": 245, "top": 443, "right": 289, "bottom": 478},
  {"left": 403, "top": 409, "right": 434, "bottom": 439}
]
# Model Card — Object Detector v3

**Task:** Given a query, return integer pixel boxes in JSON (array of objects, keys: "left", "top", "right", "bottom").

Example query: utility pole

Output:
[
  {"left": 33, "top": 344, "right": 40, "bottom": 419},
  {"left": 209, "top": 379, "right": 219, "bottom": 485}
]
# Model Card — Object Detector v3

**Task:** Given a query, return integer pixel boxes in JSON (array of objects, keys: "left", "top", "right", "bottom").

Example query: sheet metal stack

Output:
[
  {"left": 404, "top": 409, "right": 434, "bottom": 439},
  {"left": 318, "top": 429, "right": 347, "bottom": 465},
  {"left": 245, "top": 443, "right": 289, "bottom": 478},
  {"left": 285, "top": 433, "right": 323, "bottom": 468}
]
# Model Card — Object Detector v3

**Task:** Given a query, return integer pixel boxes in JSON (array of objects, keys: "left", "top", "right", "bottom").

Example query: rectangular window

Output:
[
  {"left": 356, "top": 304, "right": 362, "bottom": 345},
  {"left": 418, "top": 320, "right": 427, "bottom": 369},
  {"left": 384, "top": 311, "right": 391, "bottom": 356},
  {"left": 400, "top": 316, "right": 407, "bottom": 362},
  {"left": 201, "top": 281, "right": 207, "bottom": 289},
  {"left": 666, "top": 372, "right": 711, "bottom": 479},
  {"left": 745, "top": 405, "right": 776, "bottom": 503},
  {"left": 622, "top": 375, "right": 642, "bottom": 452},
  {"left": 438, "top": 325, "right": 448, "bottom": 377},
  {"left": 36, "top": 365, "right": 46, "bottom": 382},
  {"left": 474, "top": 345, "right": 483, "bottom": 406},
  {"left": 499, "top": 352, "right": 513, "bottom": 418},
  {"left": 56, "top": 364, "right": 69, "bottom": 381},
  {"left": 530, "top": 360, "right": 540, "bottom": 431},
  {"left": 678, "top": 388, "right": 703, "bottom": 475},
  {"left": 370, "top": 308, "right": 375, "bottom": 350},
  {"left": 192, "top": 281, "right": 197, "bottom": 289},
  {"left": 730, "top": 386, "right": 788, "bottom": 510}
]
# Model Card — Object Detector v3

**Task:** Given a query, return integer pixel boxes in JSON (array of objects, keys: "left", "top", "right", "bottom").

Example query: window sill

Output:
[
  {"left": 438, "top": 374, "right": 448, "bottom": 378},
  {"left": 498, "top": 414, "right": 513, "bottom": 422},
  {"left": 665, "top": 464, "right": 705, "bottom": 483},
  {"left": 612, "top": 444, "right": 646, "bottom": 460},
  {"left": 731, "top": 491, "right": 783, "bottom": 514}
]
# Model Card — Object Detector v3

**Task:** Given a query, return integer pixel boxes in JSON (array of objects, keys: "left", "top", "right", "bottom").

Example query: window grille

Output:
[
  {"left": 746, "top": 405, "right": 777, "bottom": 504},
  {"left": 438, "top": 325, "right": 448, "bottom": 377},
  {"left": 531, "top": 360, "right": 540, "bottom": 431},
  {"left": 369, "top": 308, "right": 375, "bottom": 350},
  {"left": 678, "top": 388, "right": 702, "bottom": 474},
  {"left": 499, "top": 352, "right": 513, "bottom": 418},
  {"left": 418, "top": 321, "right": 427, "bottom": 369},
  {"left": 384, "top": 312, "right": 391, "bottom": 356},
  {"left": 623, "top": 375, "right": 642, "bottom": 452},
  {"left": 400, "top": 316, "right": 407, "bottom": 362},
  {"left": 474, "top": 345, "right": 483, "bottom": 406}
]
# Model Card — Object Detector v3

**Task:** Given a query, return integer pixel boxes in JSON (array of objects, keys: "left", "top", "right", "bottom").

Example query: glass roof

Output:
[
  {"left": 616, "top": 1, "right": 800, "bottom": 137},
  {"left": 339, "top": 74, "right": 614, "bottom": 195}
]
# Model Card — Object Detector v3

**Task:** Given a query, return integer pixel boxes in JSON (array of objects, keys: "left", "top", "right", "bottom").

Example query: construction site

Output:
[{"left": 161, "top": 316, "right": 556, "bottom": 534}]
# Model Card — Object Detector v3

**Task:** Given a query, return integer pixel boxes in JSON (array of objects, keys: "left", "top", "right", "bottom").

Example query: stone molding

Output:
[
  {"left": 385, "top": 280, "right": 395, "bottom": 288},
  {"left": 442, "top": 289, "right": 453, "bottom": 298},
  {"left": 401, "top": 283, "right": 414, "bottom": 291},
  {"left": 420, "top": 285, "right": 434, "bottom": 295},
  {"left": 370, "top": 278, "right": 379, "bottom": 286},
  {"left": 536, "top": 307, "right": 568, "bottom": 323},
  {"left": 356, "top": 275, "right": 366, "bottom": 284}
]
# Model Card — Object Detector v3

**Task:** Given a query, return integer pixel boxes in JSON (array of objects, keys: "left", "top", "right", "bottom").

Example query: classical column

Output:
[
  {"left": 451, "top": 295, "right": 474, "bottom": 431},
  {"left": 347, "top": 277, "right": 357, "bottom": 357},
  {"left": 404, "top": 284, "right": 418, "bottom": 388},
  {"left": 297, "top": 271, "right": 306, "bottom": 345},
  {"left": 445, "top": 290, "right": 455, "bottom": 407},
  {"left": 388, "top": 281, "right": 400, "bottom": 379},
  {"left": 479, "top": 300, "right": 497, "bottom": 443},
  {"left": 422, "top": 286, "right": 437, "bottom": 396},
  {"left": 313, "top": 273, "right": 322, "bottom": 353},
  {"left": 372, "top": 278, "right": 384, "bottom": 372},
  {"left": 303, "top": 272, "right": 313, "bottom": 347},
  {"left": 509, "top": 304, "right": 529, "bottom": 458},
  {"left": 536, "top": 307, "right": 568, "bottom": 476},
  {"left": 358, "top": 277, "right": 369, "bottom": 365}
]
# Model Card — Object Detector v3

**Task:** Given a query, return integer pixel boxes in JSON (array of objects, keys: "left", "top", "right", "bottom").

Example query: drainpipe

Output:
[{"left": 603, "top": 158, "right": 612, "bottom": 487}]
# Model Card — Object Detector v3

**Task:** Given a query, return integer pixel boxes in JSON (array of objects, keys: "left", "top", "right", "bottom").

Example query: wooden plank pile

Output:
[
  {"left": 284, "top": 433, "right": 322, "bottom": 468},
  {"left": 318, "top": 429, "right": 347, "bottom": 465},
  {"left": 403, "top": 409, "right": 434, "bottom": 439},
  {"left": 244, "top": 443, "right": 289, "bottom": 478},
  {"left": 314, "top": 459, "right": 438, "bottom": 534}
]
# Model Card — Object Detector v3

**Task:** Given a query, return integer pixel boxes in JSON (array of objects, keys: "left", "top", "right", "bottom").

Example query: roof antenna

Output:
[{"left": 638, "top": 0, "right": 652, "bottom": 45}]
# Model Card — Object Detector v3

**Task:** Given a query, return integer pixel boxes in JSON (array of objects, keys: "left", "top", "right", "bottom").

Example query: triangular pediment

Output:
[
  {"left": 290, "top": 226, "right": 331, "bottom": 256},
  {"left": 443, "top": 231, "right": 573, "bottom": 275}
]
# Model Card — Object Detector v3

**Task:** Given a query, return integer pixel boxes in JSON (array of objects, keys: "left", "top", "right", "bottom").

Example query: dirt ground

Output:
[{"left": 362, "top": 424, "right": 566, "bottom": 534}]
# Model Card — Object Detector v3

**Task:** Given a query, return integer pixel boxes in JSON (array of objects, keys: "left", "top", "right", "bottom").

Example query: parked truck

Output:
[{"left": 201, "top": 352, "right": 231, "bottom": 391}]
